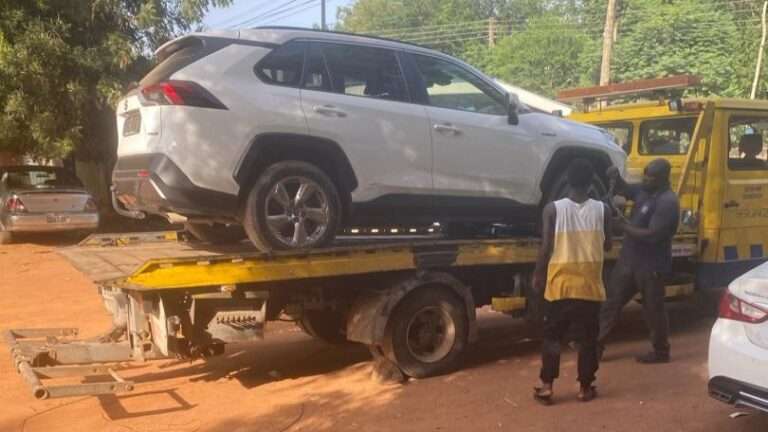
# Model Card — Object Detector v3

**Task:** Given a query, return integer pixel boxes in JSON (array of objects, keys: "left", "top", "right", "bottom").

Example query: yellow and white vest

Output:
[{"left": 545, "top": 198, "right": 607, "bottom": 302}]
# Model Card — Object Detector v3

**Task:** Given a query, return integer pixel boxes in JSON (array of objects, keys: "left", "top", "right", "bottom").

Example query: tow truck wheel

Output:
[
  {"left": 383, "top": 286, "right": 468, "bottom": 378},
  {"left": 184, "top": 222, "right": 246, "bottom": 244},
  {"left": 298, "top": 309, "right": 349, "bottom": 344}
]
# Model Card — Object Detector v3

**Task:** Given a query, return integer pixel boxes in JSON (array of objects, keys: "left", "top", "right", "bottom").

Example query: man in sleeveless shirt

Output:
[
  {"left": 598, "top": 158, "right": 680, "bottom": 364},
  {"left": 533, "top": 159, "right": 613, "bottom": 404}
]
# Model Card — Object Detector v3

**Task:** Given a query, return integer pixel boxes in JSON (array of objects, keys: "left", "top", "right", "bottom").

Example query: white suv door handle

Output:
[
  {"left": 313, "top": 105, "right": 347, "bottom": 118},
  {"left": 434, "top": 123, "right": 461, "bottom": 135}
]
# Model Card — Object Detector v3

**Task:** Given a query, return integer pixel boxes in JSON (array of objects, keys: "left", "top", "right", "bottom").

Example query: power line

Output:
[
  {"left": 263, "top": 0, "right": 332, "bottom": 26},
  {"left": 398, "top": 18, "right": 764, "bottom": 48},
  {"left": 368, "top": 0, "right": 760, "bottom": 37},
  {"left": 228, "top": 0, "right": 304, "bottom": 29},
  {"left": 253, "top": 0, "right": 321, "bottom": 26},
  {"left": 207, "top": 1, "right": 273, "bottom": 28},
  {"left": 380, "top": 15, "right": 763, "bottom": 45}
]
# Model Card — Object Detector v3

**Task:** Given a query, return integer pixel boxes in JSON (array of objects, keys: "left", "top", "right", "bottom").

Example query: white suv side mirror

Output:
[{"left": 507, "top": 93, "right": 520, "bottom": 126}]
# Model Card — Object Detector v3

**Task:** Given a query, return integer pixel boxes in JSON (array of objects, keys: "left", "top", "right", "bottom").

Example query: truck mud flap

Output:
[{"left": 5, "top": 328, "right": 135, "bottom": 400}]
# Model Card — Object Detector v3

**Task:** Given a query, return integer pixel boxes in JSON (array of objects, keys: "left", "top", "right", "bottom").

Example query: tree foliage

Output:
[
  {"left": 483, "top": 15, "right": 600, "bottom": 96},
  {"left": 0, "top": 0, "right": 230, "bottom": 160},
  {"left": 613, "top": 0, "right": 743, "bottom": 96}
]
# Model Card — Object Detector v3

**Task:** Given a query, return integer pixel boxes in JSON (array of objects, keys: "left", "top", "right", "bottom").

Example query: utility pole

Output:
[
  {"left": 751, "top": 1, "right": 768, "bottom": 99},
  {"left": 488, "top": 17, "right": 497, "bottom": 47},
  {"left": 599, "top": 0, "right": 618, "bottom": 86},
  {"left": 321, "top": 0, "right": 326, "bottom": 30}
]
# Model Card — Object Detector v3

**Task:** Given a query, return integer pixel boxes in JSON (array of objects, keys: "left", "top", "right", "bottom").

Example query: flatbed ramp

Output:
[
  {"left": 59, "top": 231, "right": 698, "bottom": 288},
  {"left": 59, "top": 231, "right": 444, "bottom": 282}
]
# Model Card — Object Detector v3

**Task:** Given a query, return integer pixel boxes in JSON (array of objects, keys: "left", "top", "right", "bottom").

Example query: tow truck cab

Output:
[{"left": 563, "top": 75, "right": 768, "bottom": 291}]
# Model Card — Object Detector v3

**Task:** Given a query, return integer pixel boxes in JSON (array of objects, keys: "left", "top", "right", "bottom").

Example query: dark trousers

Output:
[
  {"left": 598, "top": 261, "right": 670, "bottom": 354},
  {"left": 540, "top": 299, "right": 601, "bottom": 386}
]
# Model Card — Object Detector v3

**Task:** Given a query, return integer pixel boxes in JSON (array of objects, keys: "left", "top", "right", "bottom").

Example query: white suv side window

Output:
[
  {"left": 413, "top": 54, "right": 506, "bottom": 115},
  {"left": 319, "top": 43, "right": 409, "bottom": 102},
  {"left": 255, "top": 42, "right": 305, "bottom": 87}
]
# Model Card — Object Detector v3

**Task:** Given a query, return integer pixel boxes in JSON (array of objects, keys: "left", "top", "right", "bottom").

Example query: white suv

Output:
[{"left": 113, "top": 27, "right": 625, "bottom": 251}]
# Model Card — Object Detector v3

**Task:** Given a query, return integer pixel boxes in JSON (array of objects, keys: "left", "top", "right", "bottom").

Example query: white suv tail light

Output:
[
  {"left": 719, "top": 290, "right": 768, "bottom": 324},
  {"left": 139, "top": 80, "right": 227, "bottom": 110}
]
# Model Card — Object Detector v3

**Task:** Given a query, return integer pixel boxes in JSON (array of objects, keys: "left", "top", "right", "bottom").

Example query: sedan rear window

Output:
[{"left": 3, "top": 168, "right": 83, "bottom": 190}]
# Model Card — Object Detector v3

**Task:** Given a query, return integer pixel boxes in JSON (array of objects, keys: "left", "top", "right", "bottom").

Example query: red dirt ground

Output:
[{"left": 1, "top": 240, "right": 767, "bottom": 431}]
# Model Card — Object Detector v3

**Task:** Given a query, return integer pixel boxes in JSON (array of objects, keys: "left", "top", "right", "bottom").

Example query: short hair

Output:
[
  {"left": 646, "top": 158, "right": 672, "bottom": 181},
  {"left": 567, "top": 158, "right": 595, "bottom": 189},
  {"left": 740, "top": 134, "right": 763, "bottom": 157}
]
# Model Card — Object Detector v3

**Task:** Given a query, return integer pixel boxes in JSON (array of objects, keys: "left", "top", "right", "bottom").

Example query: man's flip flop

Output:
[{"left": 533, "top": 386, "right": 554, "bottom": 405}]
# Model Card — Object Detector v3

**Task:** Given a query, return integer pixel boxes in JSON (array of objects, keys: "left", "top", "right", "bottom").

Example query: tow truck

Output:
[
  {"left": 564, "top": 75, "right": 768, "bottom": 292},
  {"left": 7, "top": 76, "right": 765, "bottom": 401}
]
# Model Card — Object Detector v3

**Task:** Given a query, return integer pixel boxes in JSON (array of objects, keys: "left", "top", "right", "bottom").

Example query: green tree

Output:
[
  {"left": 484, "top": 15, "right": 599, "bottom": 97},
  {"left": 336, "top": 0, "right": 572, "bottom": 55},
  {"left": 0, "top": 0, "right": 231, "bottom": 160},
  {"left": 613, "top": 0, "right": 743, "bottom": 96}
]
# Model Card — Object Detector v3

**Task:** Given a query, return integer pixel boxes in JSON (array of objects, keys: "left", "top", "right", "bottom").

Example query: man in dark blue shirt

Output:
[{"left": 599, "top": 159, "right": 680, "bottom": 364}]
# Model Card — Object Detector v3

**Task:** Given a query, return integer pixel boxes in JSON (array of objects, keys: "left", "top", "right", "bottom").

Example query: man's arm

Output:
[
  {"left": 603, "top": 203, "right": 613, "bottom": 252},
  {"left": 533, "top": 203, "right": 556, "bottom": 294},
  {"left": 607, "top": 166, "right": 641, "bottom": 201},
  {"left": 621, "top": 195, "right": 679, "bottom": 243}
]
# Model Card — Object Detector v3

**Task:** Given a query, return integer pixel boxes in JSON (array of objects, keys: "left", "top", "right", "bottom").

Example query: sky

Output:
[{"left": 203, "top": 0, "right": 356, "bottom": 30}]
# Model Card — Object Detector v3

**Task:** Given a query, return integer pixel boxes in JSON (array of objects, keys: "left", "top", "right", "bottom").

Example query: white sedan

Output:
[{"left": 709, "top": 262, "right": 768, "bottom": 413}]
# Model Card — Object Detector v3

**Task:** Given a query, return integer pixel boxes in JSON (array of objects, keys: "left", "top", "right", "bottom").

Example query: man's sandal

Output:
[
  {"left": 577, "top": 386, "right": 598, "bottom": 402},
  {"left": 533, "top": 386, "right": 554, "bottom": 405}
]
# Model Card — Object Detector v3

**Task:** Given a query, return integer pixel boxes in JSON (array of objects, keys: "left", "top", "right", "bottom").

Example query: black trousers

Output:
[
  {"left": 540, "top": 299, "right": 601, "bottom": 386},
  {"left": 598, "top": 261, "right": 670, "bottom": 354}
]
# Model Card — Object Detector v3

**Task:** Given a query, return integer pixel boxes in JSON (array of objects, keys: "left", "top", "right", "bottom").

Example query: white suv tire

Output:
[
  {"left": 543, "top": 169, "right": 608, "bottom": 205},
  {"left": 243, "top": 160, "right": 341, "bottom": 251}
]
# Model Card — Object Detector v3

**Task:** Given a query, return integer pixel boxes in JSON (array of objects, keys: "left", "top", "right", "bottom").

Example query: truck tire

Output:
[
  {"left": 543, "top": 169, "right": 608, "bottom": 205},
  {"left": 383, "top": 286, "right": 468, "bottom": 378},
  {"left": 243, "top": 161, "right": 341, "bottom": 252},
  {"left": 298, "top": 309, "right": 348, "bottom": 344},
  {"left": 184, "top": 222, "right": 246, "bottom": 244}
]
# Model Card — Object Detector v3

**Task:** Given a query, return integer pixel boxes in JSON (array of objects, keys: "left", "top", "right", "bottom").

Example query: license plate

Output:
[
  {"left": 123, "top": 112, "right": 141, "bottom": 136},
  {"left": 46, "top": 214, "right": 69, "bottom": 223}
]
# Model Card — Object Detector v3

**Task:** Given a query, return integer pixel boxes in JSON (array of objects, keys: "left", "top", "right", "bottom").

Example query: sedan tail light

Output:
[
  {"left": 140, "top": 80, "right": 227, "bottom": 109},
  {"left": 84, "top": 198, "right": 98, "bottom": 212},
  {"left": 719, "top": 290, "right": 768, "bottom": 323},
  {"left": 5, "top": 196, "right": 27, "bottom": 213}
]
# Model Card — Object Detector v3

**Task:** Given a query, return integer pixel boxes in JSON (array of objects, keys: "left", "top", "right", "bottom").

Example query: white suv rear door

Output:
[
  {"left": 300, "top": 42, "right": 433, "bottom": 208},
  {"left": 407, "top": 53, "right": 542, "bottom": 207}
]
